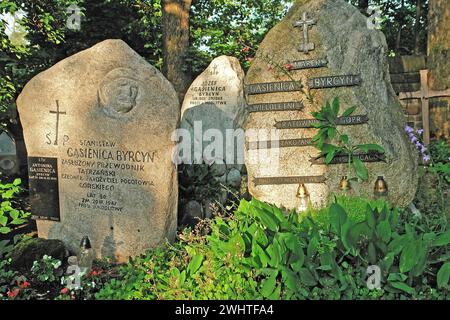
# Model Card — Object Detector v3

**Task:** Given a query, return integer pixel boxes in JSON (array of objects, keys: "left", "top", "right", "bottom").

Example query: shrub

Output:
[{"left": 97, "top": 196, "right": 449, "bottom": 300}]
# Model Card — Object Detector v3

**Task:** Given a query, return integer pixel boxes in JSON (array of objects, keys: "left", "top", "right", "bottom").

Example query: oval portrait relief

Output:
[{"left": 98, "top": 68, "right": 142, "bottom": 117}]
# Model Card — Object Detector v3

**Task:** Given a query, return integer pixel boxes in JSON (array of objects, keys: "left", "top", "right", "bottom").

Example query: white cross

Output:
[{"left": 293, "top": 12, "right": 317, "bottom": 53}]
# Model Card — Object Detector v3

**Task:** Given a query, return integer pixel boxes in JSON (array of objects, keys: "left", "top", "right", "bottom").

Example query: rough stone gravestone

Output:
[
  {"left": 179, "top": 56, "right": 247, "bottom": 220},
  {"left": 179, "top": 55, "right": 246, "bottom": 168},
  {"left": 17, "top": 40, "right": 180, "bottom": 262},
  {"left": 244, "top": 0, "right": 418, "bottom": 209}
]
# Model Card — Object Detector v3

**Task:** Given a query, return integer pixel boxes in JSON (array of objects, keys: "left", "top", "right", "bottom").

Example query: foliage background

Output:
[{"left": 0, "top": 0, "right": 430, "bottom": 132}]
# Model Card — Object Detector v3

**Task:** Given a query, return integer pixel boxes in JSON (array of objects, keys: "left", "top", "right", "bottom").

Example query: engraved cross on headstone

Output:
[
  {"left": 293, "top": 12, "right": 316, "bottom": 53},
  {"left": 49, "top": 100, "right": 66, "bottom": 145}
]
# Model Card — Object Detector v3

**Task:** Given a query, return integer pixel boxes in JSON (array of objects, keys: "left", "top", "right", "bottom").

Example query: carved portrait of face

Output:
[{"left": 99, "top": 68, "right": 142, "bottom": 117}]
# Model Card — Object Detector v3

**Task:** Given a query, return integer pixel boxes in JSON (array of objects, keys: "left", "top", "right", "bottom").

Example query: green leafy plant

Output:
[
  {"left": 31, "top": 255, "right": 63, "bottom": 284},
  {"left": 97, "top": 196, "right": 448, "bottom": 300},
  {"left": 311, "top": 97, "right": 385, "bottom": 181},
  {"left": 0, "top": 178, "right": 30, "bottom": 235}
]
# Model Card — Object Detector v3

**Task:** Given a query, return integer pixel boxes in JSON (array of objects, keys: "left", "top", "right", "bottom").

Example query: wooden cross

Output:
[
  {"left": 398, "top": 69, "right": 450, "bottom": 145},
  {"left": 49, "top": 100, "right": 66, "bottom": 145},
  {"left": 293, "top": 12, "right": 316, "bottom": 53}
]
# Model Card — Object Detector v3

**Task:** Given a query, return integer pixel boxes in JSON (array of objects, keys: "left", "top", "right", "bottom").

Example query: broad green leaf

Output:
[
  {"left": 0, "top": 215, "right": 7, "bottom": 227},
  {"left": 0, "top": 227, "right": 11, "bottom": 234},
  {"left": 299, "top": 268, "right": 317, "bottom": 286},
  {"left": 432, "top": 230, "right": 450, "bottom": 247},
  {"left": 342, "top": 106, "right": 356, "bottom": 117},
  {"left": 187, "top": 254, "right": 204, "bottom": 275},
  {"left": 400, "top": 241, "right": 419, "bottom": 273},
  {"left": 332, "top": 97, "right": 340, "bottom": 117},
  {"left": 340, "top": 134, "right": 349, "bottom": 144},
  {"left": 281, "top": 268, "right": 298, "bottom": 291},
  {"left": 368, "top": 242, "right": 377, "bottom": 264},
  {"left": 356, "top": 144, "right": 385, "bottom": 153},
  {"left": 268, "top": 285, "right": 281, "bottom": 300},
  {"left": 329, "top": 203, "right": 348, "bottom": 235},
  {"left": 254, "top": 207, "right": 278, "bottom": 232},
  {"left": 260, "top": 270, "right": 278, "bottom": 298},
  {"left": 353, "top": 157, "right": 368, "bottom": 181},
  {"left": 437, "top": 262, "right": 450, "bottom": 289},
  {"left": 388, "top": 234, "right": 408, "bottom": 255},
  {"left": 390, "top": 281, "right": 415, "bottom": 295},
  {"left": 376, "top": 220, "right": 391, "bottom": 243},
  {"left": 365, "top": 206, "right": 376, "bottom": 229}
]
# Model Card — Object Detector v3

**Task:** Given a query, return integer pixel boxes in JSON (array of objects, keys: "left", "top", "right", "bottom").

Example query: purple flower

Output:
[
  {"left": 416, "top": 129, "right": 424, "bottom": 135},
  {"left": 405, "top": 125, "right": 414, "bottom": 133},
  {"left": 423, "top": 154, "right": 430, "bottom": 162},
  {"left": 410, "top": 135, "right": 418, "bottom": 143},
  {"left": 420, "top": 146, "right": 427, "bottom": 154},
  {"left": 415, "top": 141, "right": 423, "bottom": 149}
]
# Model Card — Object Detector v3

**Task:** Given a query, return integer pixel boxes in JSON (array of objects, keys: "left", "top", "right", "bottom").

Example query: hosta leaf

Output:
[
  {"left": 368, "top": 242, "right": 377, "bottom": 264},
  {"left": 329, "top": 203, "right": 348, "bottom": 235},
  {"left": 376, "top": 220, "right": 391, "bottom": 243},
  {"left": 299, "top": 268, "right": 317, "bottom": 286},
  {"left": 437, "top": 262, "right": 450, "bottom": 289},
  {"left": 390, "top": 281, "right": 415, "bottom": 295},
  {"left": 432, "top": 230, "right": 450, "bottom": 247},
  {"left": 399, "top": 241, "right": 419, "bottom": 273},
  {"left": 187, "top": 254, "right": 204, "bottom": 275},
  {"left": 260, "top": 270, "right": 278, "bottom": 298}
]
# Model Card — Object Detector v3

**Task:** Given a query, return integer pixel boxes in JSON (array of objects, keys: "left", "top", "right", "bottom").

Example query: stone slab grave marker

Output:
[
  {"left": 17, "top": 40, "right": 180, "bottom": 263},
  {"left": 244, "top": 0, "right": 418, "bottom": 209},
  {"left": 180, "top": 55, "right": 246, "bottom": 169}
]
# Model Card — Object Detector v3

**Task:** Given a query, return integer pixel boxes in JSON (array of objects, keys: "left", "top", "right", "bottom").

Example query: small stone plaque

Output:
[
  {"left": 310, "top": 152, "right": 386, "bottom": 164},
  {"left": 253, "top": 175, "right": 326, "bottom": 186},
  {"left": 275, "top": 115, "right": 368, "bottom": 129},
  {"left": 247, "top": 138, "right": 313, "bottom": 150},
  {"left": 245, "top": 81, "right": 302, "bottom": 95},
  {"left": 308, "top": 74, "right": 361, "bottom": 89},
  {"left": 247, "top": 101, "right": 304, "bottom": 113},
  {"left": 290, "top": 58, "right": 328, "bottom": 70},
  {"left": 28, "top": 157, "right": 60, "bottom": 221}
]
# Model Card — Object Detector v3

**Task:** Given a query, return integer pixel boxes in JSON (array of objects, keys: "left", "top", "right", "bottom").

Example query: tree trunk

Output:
[
  {"left": 428, "top": 0, "right": 450, "bottom": 90},
  {"left": 162, "top": 0, "right": 193, "bottom": 103},
  {"left": 414, "top": 0, "right": 422, "bottom": 54}
]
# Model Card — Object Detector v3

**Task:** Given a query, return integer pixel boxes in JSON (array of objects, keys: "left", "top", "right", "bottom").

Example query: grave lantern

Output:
[
  {"left": 78, "top": 236, "right": 95, "bottom": 273},
  {"left": 374, "top": 176, "right": 388, "bottom": 197},
  {"left": 338, "top": 176, "right": 351, "bottom": 191},
  {"left": 296, "top": 184, "right": 310, "bottom": 212}
]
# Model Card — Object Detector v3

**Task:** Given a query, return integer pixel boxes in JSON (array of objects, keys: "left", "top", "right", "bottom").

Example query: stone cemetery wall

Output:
[
  {"left": 17, "top": 40, "right": 180, "bottom": 263},
  {"left": 244, "top": 0, "right": 418, "bottom": 210}
]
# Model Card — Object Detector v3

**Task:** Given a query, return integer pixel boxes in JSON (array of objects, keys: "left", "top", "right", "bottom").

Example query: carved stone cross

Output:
[
  {"left": 49, "top": 100, "right": 66, "bottom": 145},
  {"left": 293, "top": 12, "right": 316, "bottom": 53}
]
